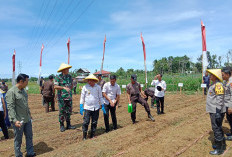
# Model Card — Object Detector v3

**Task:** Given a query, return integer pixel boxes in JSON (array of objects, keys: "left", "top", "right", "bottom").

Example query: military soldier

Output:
[
  {"left": 126, "top": 74, "right": 155, "bottom": 124},
  {"left": 222, "top": 67, "right": 232, "bottom": 141},
  {"left": 206, "top": 69, "right": 226, "bottom": 155},
  {"left": 54, "top": 63, "right": 76, "bottom": 132},
  {"left": 144, "top": 88, "right": 156, "bottom": 109},
  {"left": 97, "top": 74, "right": 105, "bottom": 89},
  {"left": 80, "top": 74, "right": 106, "bottom": 140}
]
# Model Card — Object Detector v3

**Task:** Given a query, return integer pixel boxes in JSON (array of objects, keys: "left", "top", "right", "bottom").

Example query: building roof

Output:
[
  {"left": 93, "top": 70, "right": 111, "bottom": 75},
  {"left": 76, "top": 68, "right": 90, "bottom": 73}
]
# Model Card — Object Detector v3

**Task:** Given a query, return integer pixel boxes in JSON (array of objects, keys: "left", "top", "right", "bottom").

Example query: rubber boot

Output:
[
  {"left": 66, "top": 120, "right": 76, "bottom": 130},
  {"left": 147, "top": 112, "right": 155, "bottom": 121},
  {"left": 83, "top": 132, "right": 87, "bottom": 140},
  {"left": 60, "top": 122, "right": 65, "bottom": 132},
  {"left": 209, "top": 140, "right": 223, "bottom": 155}
]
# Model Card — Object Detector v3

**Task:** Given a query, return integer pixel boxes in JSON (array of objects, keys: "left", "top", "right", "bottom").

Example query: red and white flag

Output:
[
  {"left": 141, "top": 33, "right": 148, "bottom": 84},
  {"left": 67, "top": 37, "right": 70, "bottom": 64},
  {"left": 100, "top": 35, "right": 106, "bottom": 74},
  {"left": 201, "top": 21, "right": 208, "bottom": 76},
  {"left": 141, "top": 33, "right": 146, "bottom": 61},
  {"left": 40, "top": 44, "right": 44, "bottom": 67},
  {"left": 12, "top": 49, "right": 16, "bottom": 85}
]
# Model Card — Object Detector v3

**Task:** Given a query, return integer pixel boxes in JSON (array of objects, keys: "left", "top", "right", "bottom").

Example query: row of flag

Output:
[{"left": 11, "top": 21, "right": 209, "bottom": 85}]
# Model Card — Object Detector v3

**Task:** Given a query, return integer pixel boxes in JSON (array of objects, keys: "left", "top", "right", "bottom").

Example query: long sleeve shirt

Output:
[
  {"left": 80, "top": 84, "right": 104, "bottom": 111},
  {"left": 151, "top": 80, "right": 166, "bottom": 97},
  {"left": 6, "top": 86, "right": 31, "bottom": 123},
  {"left": 206, "top": 81, "right": 226, "bottom": 113},
  {"left": 224, "top": 80, "right": 232, "bottom": 108}
]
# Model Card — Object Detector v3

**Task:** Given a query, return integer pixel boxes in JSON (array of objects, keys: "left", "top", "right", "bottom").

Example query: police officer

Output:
[
  {"left": 222, "top": 67, "right": 232, "bottom": 140},
  {"left": 143, "top": 88, "right": 156, "bottom": 109},
  {"left": 206, "top": 69, "right": 226, "bottom": 155},
  {"left": 126, "top": 74, "right": 154, "bottom": 124},
  {"left": 54, "top": 63, "right": 76, "bottom": 132}
]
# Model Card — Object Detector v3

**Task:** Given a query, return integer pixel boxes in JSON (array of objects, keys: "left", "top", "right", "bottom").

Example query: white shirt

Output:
[
  {"left": 0, "top": 92, "right": 3, "bottom": 111},
  {"left": 151, "top": 80, "right": 166, "bottom": 97},
  {"left": 80, "top": 84, "right": 104, "bottom": 111},
  {"left": 229, "top": 76, "right": 232, "bottom": 83},
  {"left": 102, "top": 82, "right": 121, "bottom": 104}
]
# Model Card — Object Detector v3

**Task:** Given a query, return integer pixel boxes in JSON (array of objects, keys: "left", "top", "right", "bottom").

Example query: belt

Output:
[{"left": 131, "top": 94, "right": 139, "bottom": 96}]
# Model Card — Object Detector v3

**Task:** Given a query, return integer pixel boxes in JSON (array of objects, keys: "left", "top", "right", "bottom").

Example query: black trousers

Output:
[
  {"left": 104, "top": 104, "right": 117, "bottom": 131},
  {"left": 210, "top": 113, "right": 225, "bottom": 141},
  {"left": 226, "top": 107, "right": 232, "bottom": 134},
  {"left": 82, "top": 109, "right": 99, "bottom": 134},
  {"left": 156, "top": 97, "right": 164, "bottom": 113},
  {"left": 0, "top": 111, "right": 9, "bottom": 139}
]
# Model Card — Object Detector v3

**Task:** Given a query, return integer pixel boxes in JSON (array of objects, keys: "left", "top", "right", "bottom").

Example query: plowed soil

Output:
[{"left": 1, "top": 93, "right": 232, "bottom": 157}]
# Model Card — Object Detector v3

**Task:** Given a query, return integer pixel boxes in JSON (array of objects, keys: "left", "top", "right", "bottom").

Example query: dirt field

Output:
[{"left": 1, "top": 93, "right": 232, "bottom": 157}]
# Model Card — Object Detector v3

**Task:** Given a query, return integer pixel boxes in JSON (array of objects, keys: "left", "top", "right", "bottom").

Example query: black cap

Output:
[
  {"left": 131, "top": 74, "right": 137, "bottom": 81},
  {"left": 110, "top": 75, "right": 117, "bottom": 80},
  {"left": 97, "top": 74, "right": 102, "bottom": 77},
  {"left": 49, "top": 75, "right": 54, "bottom": 79}
]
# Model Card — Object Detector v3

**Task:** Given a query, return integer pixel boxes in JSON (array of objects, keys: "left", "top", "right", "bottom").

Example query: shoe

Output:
[
  {"left": 160, "top": 111, "right": 165, "bottom": 114},
  {"left": 60, "top": 125, "right": 65, "bottom": 132},
  {"left": 83, "top": 132, "right": 87, "bottom": 140},
  {"left": 105, "top": 129, "right": 110, "bottom": 133},
  {"left": 26, "top": 153, "right": 36, "bottom": 157},
  {"left": 209, "top": 140, "right": 224, "bottom": 155},
  {"left": 148, "top": 114, "right": 155, "bottom": 121}
]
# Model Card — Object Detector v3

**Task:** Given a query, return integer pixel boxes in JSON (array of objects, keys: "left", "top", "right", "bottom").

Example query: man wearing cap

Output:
[
  {"left": 126, "top": 74, "right": 154, "bottom": 124},
  {"left": 102, "top": 75, "right": 121, "bottom": 132},
  {"left": 97, "top": 74, "right": 106, "bottom": 90},
  {"left": 222, "top": 67, "right": 232, "bottom": 141},
  {"left": 42, "top": 75, "right": 55, "bottom": 113},
  {"left": 151, "top": 74, "right": 166, "bottom": 115},
  {"left": 206, "top": 69, "right": 226, "bottom": 155},
  {"left": 80, "top": 74, "right": 106, "bottom": 140},
  {"left": 54, "top": 63, "right": 76, "bottom": 132}
]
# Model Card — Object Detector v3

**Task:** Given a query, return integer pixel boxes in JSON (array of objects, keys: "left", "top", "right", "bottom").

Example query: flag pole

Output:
[
  {"left": 38, "top": 44, "right": 44, "bottom": 84},
  {"left": 141, "top": 33, "right": 147, "bottom": 88}
]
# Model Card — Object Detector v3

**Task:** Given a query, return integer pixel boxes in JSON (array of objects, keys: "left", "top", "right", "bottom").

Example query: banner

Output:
[
  {"left": 100, "top": 35, "right": 106, "bottom": 74},
  {"left": 201, "top": 21, "right": 209, "bottom": 76},
  {"left": 67, "top": 37, "right": 70, "bottom": 64},
  {"left": 141, "top": 33, "right": 148, "bottom": 85}
]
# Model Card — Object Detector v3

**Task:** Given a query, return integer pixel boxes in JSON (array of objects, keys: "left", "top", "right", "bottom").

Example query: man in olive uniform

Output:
[
  {"left": 206, "top": 69, "right": 226, "bottom": 155},
  {"left": 126, "top": 74, "right": 154, "bottom": 124},
  {"left": 54, "top": 63, "right": 76, "bottom": 132},
  {"left": 97, "top": 74, "right": 105, "bottom": 89},
  {"left": 222, "top": 67, "right": 232, "bottom": 140}
]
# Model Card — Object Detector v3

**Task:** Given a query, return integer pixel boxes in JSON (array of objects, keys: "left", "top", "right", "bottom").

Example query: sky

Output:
[{"left": 0, "top": 0, "right": 232, "bottom": 78}]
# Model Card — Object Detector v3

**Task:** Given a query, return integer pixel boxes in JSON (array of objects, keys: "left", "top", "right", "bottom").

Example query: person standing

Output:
[
  {"left": 203, "top": 71, "right": 210, "bottom": 95},
  {"left": 73, "top": 78, "right": 77, "bottom": 95},
  {"left": 54, "top": 63, "right": 76, "bottom": 132},
  {"left": 0, "top": 81, "right": 11, "bottom": 127},
  {"left": 39, "top": 77, "right": 45, "bottom": 106},
  {"left": 97, "top": 74, "right": 105, "bottom": 89},
  {"left": 206, "top": 69, "right": 226, "bottom": 155},
  {"left": 126, "top": 74, "right": 154, "bottom": 124},
  {"left": 80, "top": 74, "right": 106, "bottom": 140},
  {"left": 102, "top": 75, "right": 121, "bottom": 132},
  {"left": 42, "top": 75, "right": 55, "bottom": 113},
  {"left": 222, "top": 68, "right": 232, "bottom": 141},
  {"left": 144, "top": 88, "right": 156, "bottom": 109},
  {"left": 0, "top": 91, "right": 9, "bottom": 140},
  {"left": 151, "top": 74, "right": 166, "bottom": 115},
  {"left": 6, "top": 74, "right": 36, "bottom": 157}
]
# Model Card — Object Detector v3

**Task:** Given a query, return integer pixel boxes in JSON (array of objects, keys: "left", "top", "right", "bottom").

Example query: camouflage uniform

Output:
[{"left": 54, "top": 74, "right": 73, "bottom": 123}]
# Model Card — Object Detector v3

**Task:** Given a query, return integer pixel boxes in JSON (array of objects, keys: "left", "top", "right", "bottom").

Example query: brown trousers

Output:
[
  {"left": 130, "top": 94, "right": 150, "bottom": 121},
  {"left": 43, "top": 96, "right": 55, "bottom": 113}
]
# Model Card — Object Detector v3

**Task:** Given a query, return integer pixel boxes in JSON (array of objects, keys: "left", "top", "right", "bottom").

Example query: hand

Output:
[
  {"left": 80, "top": 104, "right": 84, "bottom": 115},
  {"left": 228, "top": 108, "right": 232, "bottom": 115},
  {"left": 110, "top": 100, "right": 115, "bottom": 107},
  {"left": 63, "top": 87, "right": 70, "bottom": 92},
  {"left": 101, "top": 104, "right": 106, "bottom": 114},
  {"left": 15, "top": 121, "right": 22, "bottom": 128}
]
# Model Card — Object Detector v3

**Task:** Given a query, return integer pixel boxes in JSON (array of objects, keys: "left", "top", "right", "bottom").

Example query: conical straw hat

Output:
[
  {"left": 84, "top": 74, "right": 99, "bottom": 83},
  {"left": 206, "top": 69, "right": 223, "bottom": 82},
  {"left": 57, "top": 63, "right": 72, "bottom": 72}
]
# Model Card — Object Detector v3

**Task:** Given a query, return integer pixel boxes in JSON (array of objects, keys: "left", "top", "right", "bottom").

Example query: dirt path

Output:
[{"left": 0, "top": 93, "right": 231, "bottom": 157}]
